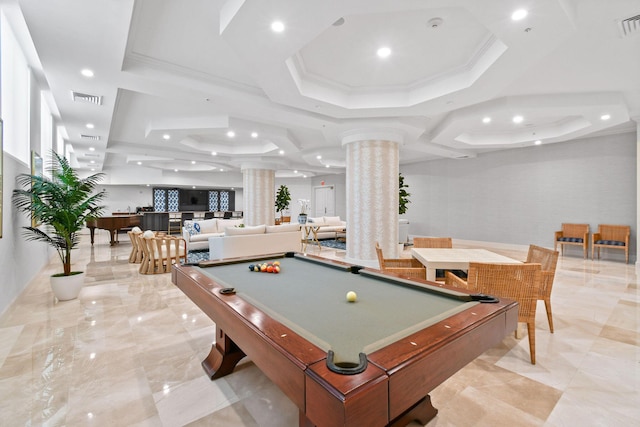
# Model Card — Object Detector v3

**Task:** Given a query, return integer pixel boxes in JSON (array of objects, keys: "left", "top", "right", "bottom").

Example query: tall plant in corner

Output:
[
  {"left": 399, "top": 173, "right": 411, "bottom": 215},
  {"left": 12, "top": 151, "right": 106, "bottom": 279}
]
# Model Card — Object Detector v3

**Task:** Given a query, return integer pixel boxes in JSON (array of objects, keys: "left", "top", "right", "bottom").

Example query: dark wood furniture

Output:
[
  {"left": 87, "top": 215, "right": 141, "bottom": 246},
  {"left": 172, "top": 253, "right": 518, "bottom": 427}
]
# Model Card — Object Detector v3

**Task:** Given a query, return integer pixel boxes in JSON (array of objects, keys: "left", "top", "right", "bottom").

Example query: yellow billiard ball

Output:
[{"left": 346, "top": 291, "right": 357, "bottom": 302}]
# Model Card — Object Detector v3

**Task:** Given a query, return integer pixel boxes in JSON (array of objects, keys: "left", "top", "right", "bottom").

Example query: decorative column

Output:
[
  {"left": 342, "top": 129, "right": 403, "bottom": 267},
  {"left": 241, "top": 163, "right": 275, "bottom": 226},
  {"left": 635, "top": 117, "right": 640, "bottom": 273}
]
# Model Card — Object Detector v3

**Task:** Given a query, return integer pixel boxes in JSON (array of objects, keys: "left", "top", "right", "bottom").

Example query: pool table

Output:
[{"left": 172, "top": 253, "right": 518, "bottom": 427}]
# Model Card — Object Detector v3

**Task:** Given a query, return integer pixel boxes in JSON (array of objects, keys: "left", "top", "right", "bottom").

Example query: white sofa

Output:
[
  {"left": 208, "top": 223, "right": 301, "bottom": 260},
  {"left": 305, "top": 216, "right": 347, "bottom": 240},
  {"left": 182, "top": 218, "right": 244, "bottom": 251}
]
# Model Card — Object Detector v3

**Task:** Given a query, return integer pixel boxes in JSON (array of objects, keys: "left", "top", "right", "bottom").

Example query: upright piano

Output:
[{"left": 87, "top": 215, "right": 142, "bottom": 246}]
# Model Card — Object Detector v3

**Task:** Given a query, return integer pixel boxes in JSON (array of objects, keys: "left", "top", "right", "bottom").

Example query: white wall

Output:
[
  {"left": 0, "top": 154, "right": 51, "bottom": 317},
  {"left": 401, "top": 132, "right": 637, "bottom": 262}
]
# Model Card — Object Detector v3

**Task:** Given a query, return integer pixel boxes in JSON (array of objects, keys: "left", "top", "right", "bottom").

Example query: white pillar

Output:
[
  {"left": 242, "top": 166, "right": 275, "bottom": 226},
  {"left": 635, "top": 117, "right": 640, "bottom": 273},
  {"left": 342, "top": 129, "right": 403, "bottom": 267}
]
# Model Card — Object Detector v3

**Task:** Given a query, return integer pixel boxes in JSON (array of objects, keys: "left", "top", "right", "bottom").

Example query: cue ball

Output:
[{"left": 346, "top": 291, "right": 357, "bottom": 302}]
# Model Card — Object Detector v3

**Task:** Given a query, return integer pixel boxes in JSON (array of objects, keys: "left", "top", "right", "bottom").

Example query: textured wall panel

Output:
[
  {"left": 242, "top": 169, "right": 275, "bottom": 226},
  {"left": 345, "top": 139, "right": 399, "bottom": 264}
]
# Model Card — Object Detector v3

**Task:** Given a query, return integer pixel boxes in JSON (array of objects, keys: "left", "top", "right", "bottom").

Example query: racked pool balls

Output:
[{"left": 248, "top": 262, "right": 281, "bottom": 273}]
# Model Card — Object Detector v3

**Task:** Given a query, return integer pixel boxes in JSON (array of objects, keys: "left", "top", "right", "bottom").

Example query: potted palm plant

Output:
[
  {"left": 275, "top": 184, "right": 291, "bottom": 224},
  {"left": 12, "top": 151, "right": 107, "bottom": 300}
]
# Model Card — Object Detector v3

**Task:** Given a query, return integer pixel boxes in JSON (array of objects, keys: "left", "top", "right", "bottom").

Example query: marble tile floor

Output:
[{"left": 0, "top": 231, "right": 638, "bottom": 426}]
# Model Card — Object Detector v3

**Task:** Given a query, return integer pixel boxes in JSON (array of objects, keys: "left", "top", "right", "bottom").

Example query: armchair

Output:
[
  {"left": 592, "top": 224, "right": 630, "bottom": 263},
  {"left": 140, "top": 233, "right": 187, "bottom": 274},
  {"left": 526, "top": 245, "right": 559, "bottom": 333},
  {"left": 446, "top": 262, "right": 541, "bottom": 364},
  {"left": 554, "top": 223, "right": 589, "bottom": 259},
  {"left": 375, "top": 242, "right": 426, "bottom": 280}
]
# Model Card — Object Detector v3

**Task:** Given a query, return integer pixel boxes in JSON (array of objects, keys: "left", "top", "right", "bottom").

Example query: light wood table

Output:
[
  {"left": 301, "top": 223, "right": 348, "bottom": 251},
  {"left": 411, "top": 248, "right": 521, "bottom": 281}
]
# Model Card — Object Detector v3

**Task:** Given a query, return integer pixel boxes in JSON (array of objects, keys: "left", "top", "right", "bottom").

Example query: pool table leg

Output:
[
  {"left": 390, "top": 395, "right": 438, "bottom": 427},
  {"left": 202, "top": 327, "right": 246, "bottom": 380}
]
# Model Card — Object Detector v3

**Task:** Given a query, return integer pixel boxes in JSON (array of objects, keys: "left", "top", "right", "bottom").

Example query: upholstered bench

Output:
[
  {"left": 592, "top": 224, "right": 630, "bottom": 263},
  {"left": 554, "top": 223, "right": 589, "bottom": 259}
]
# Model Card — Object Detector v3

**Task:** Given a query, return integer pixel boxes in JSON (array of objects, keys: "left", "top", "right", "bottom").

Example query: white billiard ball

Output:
[{"left": 346, "top": 291, "right": 357, "bottom": 302}]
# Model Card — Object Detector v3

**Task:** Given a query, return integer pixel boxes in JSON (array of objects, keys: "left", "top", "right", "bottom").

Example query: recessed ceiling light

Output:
[
  {"left": 511, "top": 9, "right": 528, "bottom": 21},
  {"left": 377, "top": 46, "right": 391, "bottom": 58},
  {"left": 316, "top": 155, "right": 322, "bottom": 160},
  {"left": 271, "top": 21, "right": 285, "bottom": 33},
  {"left": 162, "top": 134, "right": 171, "bottom": 140},
  {"left": 251, "top": 132, "right": 258, "bottom": 138},
  {"left": 192, "top": 186, "right": 196, "bottom": 189},
  {"left": 174, "top": 169, "right": 179, "bottom": 172},
  {"left": 89, "top": 147, "right": 95, "bottom": 151},
  {"left": 600, "top": 114, "right": 611, "bottom": 120},
  {"left": 191, "top": 160, "right": 196, "bottom": 164},
  {"left": 81, "top": 68, "right": 94, "bottom": 78},
  {"left": 137, "top": 161, "right": 142, "bottom": 165},
  {"left": 219, "top": 168, "right": 224, "bottom": 172},
  {"left": 91, "top": 168, "right": 95, "bottom": 171},
  {"left": 279, "top": 150, "right": 284, "bottom": 155},
  {"left": 146, "top": 184, "right": 150, "bottom": 187},
  {"left": 512, "top": 115, "right": 524, "bottom": 123},
  {"left": 325, "top": 164, "right": 330, "bottom": 168},
  {"left": 294, "top": 170, "right": 298, "bottom": 174},
  {"left": 86, "top": 123, "right": 94, "bottom": 129},
  {"left": 211, "top": 151, "right": 217, "bottom": 156},
  {"left": 226, "top": 130, "right": 235, "bottom": 137},
  {"left": 90, "top": 160, "right": 95, "bottom": 164},
  {"left": 534, "top": 140, "right": 542, "bottom": 145},
  {"left": 482, "top": 117, "right": 491, "bottom": 124},
  {"left": 303, "top": 175, "right": 307, "bottom": 178}
]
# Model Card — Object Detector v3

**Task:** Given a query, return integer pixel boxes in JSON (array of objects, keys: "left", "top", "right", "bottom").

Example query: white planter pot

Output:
[{"left": 50, "top": 272, "right": 85, "bottom": 301}]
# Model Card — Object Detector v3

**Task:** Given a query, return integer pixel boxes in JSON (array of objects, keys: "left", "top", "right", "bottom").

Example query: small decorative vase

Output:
[{"left": 298, "top": 214, "right": 308, "bottom": 224}]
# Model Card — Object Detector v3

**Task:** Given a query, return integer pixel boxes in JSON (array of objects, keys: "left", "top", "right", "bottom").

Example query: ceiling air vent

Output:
[
  {"left": 80, "top": 134, "right": 101, "bottom": 141},
  {"left": 71, "top": 91, "right": 103, "bottom": 105},
  {"left": 617, "top": 14, "right": 640, "bottom": 38}
]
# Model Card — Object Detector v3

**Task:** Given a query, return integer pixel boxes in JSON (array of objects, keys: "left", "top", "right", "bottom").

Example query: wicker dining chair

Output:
[
  {"left": 412, "top": 237, "right": 452, "bottom": 248},
  {"left": 375, "top": 242, "right": 426, "bottom": 280},
  {"left": 446, "top": 262, "right": 541, "bottom": 364},
  {"left": 526, "top": 245, "right": 559, "bottom": 333},
  {"left": 412, "top": 237, "right": 454, "bottom": 281}
]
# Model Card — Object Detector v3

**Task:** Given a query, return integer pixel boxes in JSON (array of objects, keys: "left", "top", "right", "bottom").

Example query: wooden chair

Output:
[
  {"left": 140, "top": 234, "right": 187, "bottom": 274},
  {"left": 446, "top": 262, "right": 541, "bottom": 364},
  {"left": 413, "top": 237, "right": 453, "bottom": 281},
  {"left": 592, "top": 224, "right": 630, "bottom": 263},
  {"left": 127, "top": 230, "right": 143, "bottom": 263},
  {"left": 375, "top": 242, "right": 426, "bottom": 280},
  {"left": 554, "top": 223, "right": 589, "bottom": 259},
  {"left": 526, "top": 245, "right": 559, "bottom": 333}
]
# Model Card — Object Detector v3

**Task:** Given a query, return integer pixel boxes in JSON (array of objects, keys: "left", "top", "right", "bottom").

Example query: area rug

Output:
[
  {"left": 186, "top": 250, "right": 210, "bottom": 263},
  {"left": 319, "top": 239, "right": 346, "bottom": 250}
]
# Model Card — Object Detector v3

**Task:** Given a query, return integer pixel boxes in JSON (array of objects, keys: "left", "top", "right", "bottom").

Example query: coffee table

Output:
[{"left": 411, "top": 248, "right": 521, "bottom": 281}]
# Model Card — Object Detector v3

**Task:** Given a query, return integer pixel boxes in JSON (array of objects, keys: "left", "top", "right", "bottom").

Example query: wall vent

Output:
[
  {"left": 617, "top": 14, "right": 640, "bottom": 38},
  {"left": 80, "top": 134, "right": 101, "bottom": 141},
  {"left": 71, "top": 91, "right": 103, "bottom": 105}
]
